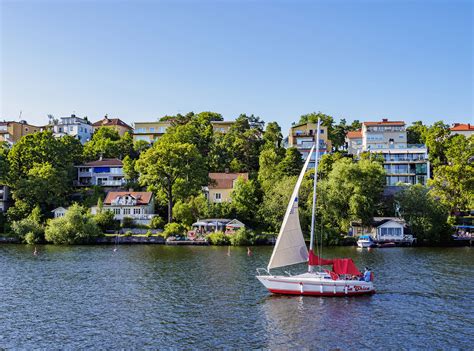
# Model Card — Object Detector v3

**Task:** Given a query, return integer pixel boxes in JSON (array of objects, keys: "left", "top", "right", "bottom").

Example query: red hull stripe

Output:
[{"left": 268, "top": 289, "right": 375, "bottom": 297}]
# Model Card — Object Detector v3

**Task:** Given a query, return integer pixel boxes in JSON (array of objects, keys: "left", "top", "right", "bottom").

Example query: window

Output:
[
  {"left": 113, "top": 208, "right": 121, "bottom": 215},
  {"left": 149, "top": 127, "right": 155, "bottom": 132},
  {"left": 133, "top": 208, "right": 141, "bottom": 214},
  {"left": 123, "top": 208, "right": 131, "bottom": 215},
  {"left": 380, "top": 227, "right": 402, "bottom": 236},
  {"left": 215, "top": 193, "right": 222, "bottom": 200}
]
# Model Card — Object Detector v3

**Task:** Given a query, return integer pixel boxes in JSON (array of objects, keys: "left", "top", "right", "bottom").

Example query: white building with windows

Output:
[
  {"left": 75, "top": 158, "right": 126, "bottom": 187},
  {"left": 91, "top": 191, "right": 155, "bottom": 225},
  {"left": 52, "top": 114, "right": 94, "bottom": 144},
  {"left": 346, "top": 119, "right": 430, "bottom": 186},
  {"left": 350, "top": 217, "right": 414, "bottom": 244},
  {"left": 52, "top": 207, "right": 68, "bottom": 218}
]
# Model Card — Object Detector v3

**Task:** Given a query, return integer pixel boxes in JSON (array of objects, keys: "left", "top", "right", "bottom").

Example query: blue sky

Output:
[{"left": 1, "top": 0, "right": 472, "bottom": 132}]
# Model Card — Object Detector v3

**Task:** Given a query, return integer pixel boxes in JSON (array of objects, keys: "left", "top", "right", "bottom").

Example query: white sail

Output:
[{"left": 267, "top": 145, "right": 315, "bottom": 270}]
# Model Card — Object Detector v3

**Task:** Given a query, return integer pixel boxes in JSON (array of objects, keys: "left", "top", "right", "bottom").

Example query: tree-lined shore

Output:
[{"left": 0, "top": 112, "right": 472, "bottom": 246}]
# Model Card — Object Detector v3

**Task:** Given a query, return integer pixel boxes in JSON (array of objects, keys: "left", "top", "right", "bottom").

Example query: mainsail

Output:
[{"left": 267, "top": 145, "right": 315, "bottom": 270}]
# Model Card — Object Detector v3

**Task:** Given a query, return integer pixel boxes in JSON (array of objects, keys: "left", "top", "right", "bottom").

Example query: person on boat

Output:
[{"left": 363, "top": 267, "right": 371, "bottom": 282}]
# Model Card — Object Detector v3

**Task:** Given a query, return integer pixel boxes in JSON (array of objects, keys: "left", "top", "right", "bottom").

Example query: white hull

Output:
[
  {"left": 357, "top": 240, "right": 375, "bottom": 248},
  {"left": 257, "top": 272, "right": 375, "bottom": 297}
]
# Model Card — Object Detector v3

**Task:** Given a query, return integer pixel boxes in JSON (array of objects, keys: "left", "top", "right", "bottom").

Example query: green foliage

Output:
[
  {"left": 11, "top": 208, "right": 44, "bottom": 244},
  {"left": 406, "top": 121, "right": 427, "bottom": 144},
  {"left": 172, "top": 194, "right": 208, "bottom": 227},
  {"left": 258, "top": 147, "right": 284, "bottom": 192},
  {"left": 317, "top": 158, "right": 386, "bottom": 233},
  {"left": 122, "top": 216, "right": 134, "bottom": 228},
  {"left": 93, "top": 210, "right": 117, "bottom": 232},
  {"left": 162, "top": 222, "right": 185, "bottom": 238},
  {"left": 396, "top": 184, "right": 452, "bottom": 244},
  {"left": 277, "top": 147, "right": 303, "bottom": 177},
  {"left": 230, "top": 177, "right": 260, "bottom": 226},
  {"left": 124, "top": 231, "right": 133, "bottom": 237},
  {"left": 136, "top": 139, "right": 207, "bottom": 223},
  {"left": 83, "top": 127, "right": 121, "bottom": 160},
  {"left": 81, "top": 186, "right": 105, "bottom": 208},
  {"left": 229, "top": 228, "right": 255, "bottom": 246},
  {"left": 44, "top": 204, "right": 101, "bottom": 244},
  {"left": 206, "top": 231, "right": 229, "bottom": 245},
  {"left": 263, "top": 122, "right": 284, "bottom": 150},
  {"left": 423, "top": 121, "right": 451, "bottom": 167},
  {"left": 6, "top": 131, "right": 82, "bottom": 218},
  {"left": 122, "top": 155, "right": 139, "bottom": 182},
  {"left": 429, "top": 134, "right": 474, "bottom": 212},
  {"left": 0, "top": 142, "right": 9, "bottom": 183},
  {"left": 149, "top": 216, "right": 165, "bottom": 229}
]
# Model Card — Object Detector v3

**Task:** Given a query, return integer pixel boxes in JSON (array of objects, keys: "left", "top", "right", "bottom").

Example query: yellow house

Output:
[
  {"left": 0, "top": 120, "right": 42, "bottom": 145},
  {"left": 133, "top": 121, "right": 172, "bottom": 143},
  {"left": 288, "top": 122, "right": 331, "bottom": 167},
  {"left": 205, "top": 172, "right": 249, "bottom": 203},
  {"left": 211, "top": 121, "right": 235, "bottom": 134},
  {"left": 92, "top": 116, "right": 133, "bottom": 136}
]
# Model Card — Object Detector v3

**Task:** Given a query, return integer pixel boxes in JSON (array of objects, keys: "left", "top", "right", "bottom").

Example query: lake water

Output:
[{"left": 0, "top": 245, "right": 472, "bottom": 349}]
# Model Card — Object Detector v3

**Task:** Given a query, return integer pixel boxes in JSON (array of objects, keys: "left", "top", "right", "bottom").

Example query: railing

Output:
[{"left": 99, "top": 180, "right": 125, "bottom": 186}]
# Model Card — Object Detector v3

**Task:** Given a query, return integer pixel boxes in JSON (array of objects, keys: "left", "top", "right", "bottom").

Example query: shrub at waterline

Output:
[
  {"left": 206, "top": 231, "right": 229, "bottom": 245},
  {"left": 149, "top": 216, "right": 165, "bottom": 229},
  {"left": 229, "top": 228, "right": 255, "bottom": 246},
  {"left": 45, "top": 204, "right": 101, "bottom": 244},
  {"left": 162, "top": 222, "right": 185, "bottom": 238},
  {"left": 10, "top": 206, "right": 44, "bottom": 244}
]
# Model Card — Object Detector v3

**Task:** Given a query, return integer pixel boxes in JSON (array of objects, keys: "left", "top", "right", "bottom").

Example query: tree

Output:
[
  {"left": 429, "top": 134, "right": 474, "bottom": 212},
  {"left": 0, "top": 142, "right": 10, "bottom": 183},
  {"left": 331, "top": 119, "right": 348, "bottom": 151},
  {"left": 298, "top": 112, "right": 335, "bottom": 142},
  {"left": 395, "top": 184, "right": 452, "bottom": 244},
  {"left": 83, "top": 127, "right": 121, "bottom": 161},
  {"left": 424, "top": 121, "right": 451, "bottom": 167},
  {"left": 122, "top": 155, "right": 139, "bottom": 183},
  {"left": 173, "top": 194, "right": 209, "bottom": 227},
  {"left": 230, "top": 177, "right": 260, "bottom": 226},
  {"left": 136, "top": 140, "right": 207, "bottom": 223},
  {"left": 45, "top": 204, "right": 101, "bottom": 244},
  {"left": 406, "top": 121, "right": 427, "bottom": 145},
  {"left": 318, "top": 158, "right": 385, "bottom": 233},
  {"left": 277, "top": 147, "right": 304, "bottom": 177},
  {"left": 11, "top": 206, "right": 44, "bottom": 244},
  {"left": 263, "top": 121, "right": 284, "bottom": 150},
  {"left": 258, "top": 148, "right": 283, "bottom": 192}
]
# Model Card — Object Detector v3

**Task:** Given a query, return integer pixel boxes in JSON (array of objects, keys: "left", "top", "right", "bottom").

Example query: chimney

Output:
[{"left": 382, "top": 118, "right": 388, "bottom": 122}]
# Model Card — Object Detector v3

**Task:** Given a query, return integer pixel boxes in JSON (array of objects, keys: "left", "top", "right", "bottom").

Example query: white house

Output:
[
  {"left": 75, "top": 158, "right": 125, "bottom": 187},
  {"left": 350, "top": 217, "right": 414, "bottom": 244},
  {"left": 51, "top": 207, "right": 68, "bottom": 218},
  {"left": 91, "top": 191, "right": 155, "bottom": 225},
  {"left": 52, "top": 114, "right": 94, "bottom": 144}
]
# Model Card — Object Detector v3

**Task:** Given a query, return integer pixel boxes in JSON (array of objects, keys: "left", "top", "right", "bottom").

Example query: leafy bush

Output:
[
  {"left": 145, "top": 230, "right": 152, "bottom": 237},
  {"left": 93, "top": 210, "right": 117, "bottom": 232},
  {"left": 229, "top": 228, "right": 255, "bottom": 246},
  {"left": 122, "top": 216, "right": 134, "bottom": 228},
  {"left": 162, "top": 222, "right": 185, "bottom": 238},
  {"left": 149, "top": 216, "right": 165, "bottom": 229},
  {"left": 11, "top": 217, "right": 44, "bottom": 243},
  {"left": 123, "top": 231, "right": 133, "bottom": 237},
  {"left": 45, "top": 204, "right": 101, "bottom": 244},
  {"left": 207, "top": 231, "right": 229, "bottom": 245}
]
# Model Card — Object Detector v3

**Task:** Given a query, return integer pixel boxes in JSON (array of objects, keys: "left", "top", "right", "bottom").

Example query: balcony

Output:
[{"left": 98, "top": 180, "right": 125, "bottom": 186}]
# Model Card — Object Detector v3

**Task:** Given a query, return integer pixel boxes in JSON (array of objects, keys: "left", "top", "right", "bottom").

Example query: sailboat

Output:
[{"left": 256, "top": 119, "right": 375, "bottom": 296}]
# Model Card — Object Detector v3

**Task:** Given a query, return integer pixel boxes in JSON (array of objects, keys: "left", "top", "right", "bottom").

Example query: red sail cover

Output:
[{"left": 309, "top": 250, "right": 362, "bottom": 276}]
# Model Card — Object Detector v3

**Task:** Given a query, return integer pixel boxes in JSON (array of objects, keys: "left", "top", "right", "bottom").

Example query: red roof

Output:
[
  {"left": 346, "top": 130, "right": 362, "bottom": 138},
  {"left": 104, "top": 191, "right": 153, "bottom": 205},
  {"left": 363, "top": 120, "right": 405, "bottom": 126},
  {"left": 82, "top": 158, "right": 123, "bottom": 167},
  {"left": 208, "top": 172, "right": 248, "bottom": 189},
  {"left": 92, "top": 117, "right": 132, "bottom": 130},
  {"left": 450, "top": 123, "right": 473, "bottom": 131}
]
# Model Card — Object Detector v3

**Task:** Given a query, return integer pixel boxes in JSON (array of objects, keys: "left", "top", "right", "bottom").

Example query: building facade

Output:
[
  {"left": 52, "top": 114, "right": 93, "bottom": 143},
  {"left": 0, "top": 120, "right": 42, "bottom": 145},
  {"left": 288, "top": 122, "right": 331, "bottom": 168},
  {"left": 450, "top": 123, "right": 474, "bottom": 138},
  {"left": 0, "top": 185, "right": 10, "bottom": 213},
  {"left": 75, "top": 158, "right": 125, "bottom": 187},
  {"left": 92, "top": 116, "right": 133, "bottom": 136},
  {"left": 346, "top": 119, "right": 430, "bottom": 186},
  {"left": 211, "top": 121, "right": 235, "bottom": 133},
  {"left": 204, "top": 172, "right": 249, "bottom": 203},
  {"left": 91, "top": 191, "right": 155, "bottom": 225},
  {"left": 133, "top": 121, "right": 171, "bottom": 143}
]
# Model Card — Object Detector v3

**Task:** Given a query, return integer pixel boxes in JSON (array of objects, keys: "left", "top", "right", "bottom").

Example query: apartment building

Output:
[
  {"left": 346, "top": 119, "right": 429, "bottom": 186},
  {"left": 288, "top": 122, "right": 331, "bottom": 168},
  {"left": 75, "top": 158, "right": 126, "bottom": 187},
  {"left": 92, "top": 116, "right": 133, "bottom": 136},
  {"left": 51, "top": 114, "right": 93, "bottom": 144},
  {"left": 0, "top": 120, "right": 42, "bottom": 145},
  {"left": 133, "top": 121, "right": 171, "bottom": 143}
]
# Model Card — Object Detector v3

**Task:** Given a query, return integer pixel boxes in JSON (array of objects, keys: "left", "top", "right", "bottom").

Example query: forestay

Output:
[{"left": 267, "top": 145, "right": 314, "bottom": 270}]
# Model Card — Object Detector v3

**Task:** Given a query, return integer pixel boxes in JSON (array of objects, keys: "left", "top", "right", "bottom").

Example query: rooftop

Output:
[
  {"left": 92, "top": 117, "right": 132, "bottom": 130},
  {"left": 209, "top": 172, "right": 248, "bottom": 189},
  {"left": 363, "top": 119, "right": 405, "bottom": 126},
  {"left": 451, "top": 123, "right": 473, "bottom": 131},
  {"left": 104, "top": 191, "right": 153, "bottom": 205},
  {"left": 81, "top": 158, "right": 123, "bottom": 167},
  {"left": 346, "top": 130, "right": 362, "bottom": 138}
]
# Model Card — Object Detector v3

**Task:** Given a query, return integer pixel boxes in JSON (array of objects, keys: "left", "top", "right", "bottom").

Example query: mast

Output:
[{"left": 308, "top": 118, "right": 321, "bottom": 273}]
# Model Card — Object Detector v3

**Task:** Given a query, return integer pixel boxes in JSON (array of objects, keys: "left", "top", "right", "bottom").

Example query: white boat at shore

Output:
[
  {"left": 256, "top": 118, "right": 375, "bottom": 297},
  {"left": 357, "top": 235, "right": 376, "bottom": 248}
]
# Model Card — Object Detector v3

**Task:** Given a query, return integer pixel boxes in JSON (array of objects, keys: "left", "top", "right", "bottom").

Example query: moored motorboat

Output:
[
  {"left": 256, "top": 118, "right": 375, "bottom": 297},
  {"left": 357, "top": 235, "right": 376, "bottom": 248}
]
